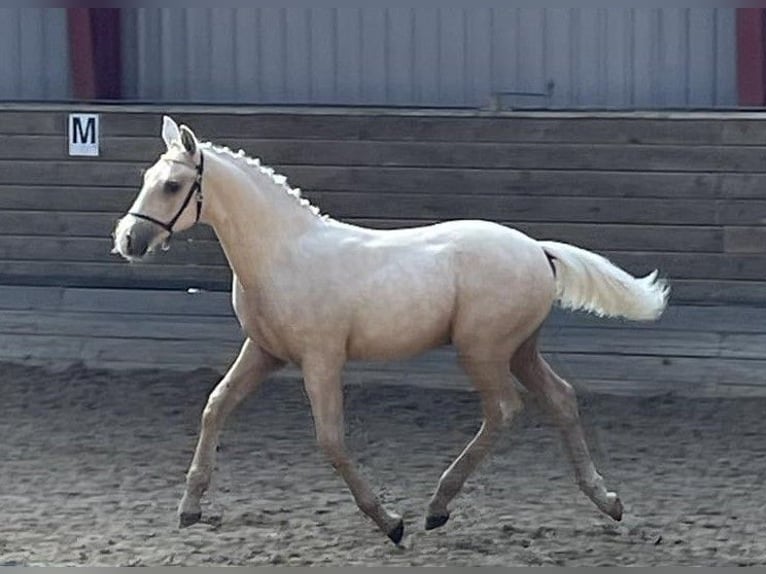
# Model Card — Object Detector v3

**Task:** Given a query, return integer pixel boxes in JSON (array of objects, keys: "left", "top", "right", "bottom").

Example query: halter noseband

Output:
[{"left": 129, "top": 152, "right": 205, "bottom": 237}]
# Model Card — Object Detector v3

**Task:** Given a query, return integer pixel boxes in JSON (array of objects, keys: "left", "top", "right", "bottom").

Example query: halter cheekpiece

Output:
[{"left": 129, "top": 151, "right": 205, "bottom": 237}]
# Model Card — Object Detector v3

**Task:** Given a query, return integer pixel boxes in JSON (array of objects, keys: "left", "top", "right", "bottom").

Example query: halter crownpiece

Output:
[{"left": 129, "top": 151, "right": 205, "bottom": 238}]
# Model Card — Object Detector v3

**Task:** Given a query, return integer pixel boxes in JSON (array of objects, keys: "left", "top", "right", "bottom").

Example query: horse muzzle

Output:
[{"left": 112, "top": 217, "right": 164, "bottom": 260}]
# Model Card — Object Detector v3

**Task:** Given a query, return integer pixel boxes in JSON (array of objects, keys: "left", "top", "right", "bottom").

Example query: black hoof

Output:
[
  {"left": 425, "top": 513, "right": 450, "bottom": 531},
  {"left": 387, "top": 519, "right": 405, "bottom": 545},
  {"left": 179, "top": 511, "right": 202, "bottom": 528}
]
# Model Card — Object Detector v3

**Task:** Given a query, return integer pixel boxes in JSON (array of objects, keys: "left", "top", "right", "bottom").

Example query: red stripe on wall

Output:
[
  {"left": 67, "top": 8, "right": 122, "bottom": 100},
  {"left": 91, "top": 9, "right": 122, "bottom": 100},
  {"left": 67, "top": 8, "right": 96, "bottom": 100},
  {"left": 737, "top": 9, "right": 766, "bottom": 107}
]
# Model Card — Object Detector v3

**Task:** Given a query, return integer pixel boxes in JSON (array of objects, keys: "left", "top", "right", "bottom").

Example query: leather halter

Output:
[{"left": 129, "top": 152, "right": 204, "bottom": 237}]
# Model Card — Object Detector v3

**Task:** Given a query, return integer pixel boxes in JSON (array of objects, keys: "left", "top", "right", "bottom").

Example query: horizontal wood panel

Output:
[
  {"left": 0, "top": 111, "right": 61, "bottom": 135},
  {"left": 0, "top": 210, "right": 723, "bottom": 253},
  {"left": 724, "top": 227, "right": 766, "bottom": 254},
  {"left": 0, "top": 170, "right": 732, "bottom": 206},
  {"left": 8, "top": 134, "right": 766, "bottom": 173},
  {"left": 0, "top": 286, "right": 234, "bottom": 316},
  {"left": 0, "top": 260, "right": 231, "bottom": 291},
  {"left": 0, "top": 300, "right": 762, "bottom": 394},
  {"left": 0, "top": 288, "right": 759, "bottom": 341},
  {"left": 0, "top": 235, "right": 226, "bottom": 266},
  {"left": 307, "top": 192, "right": 716, "bottom": 224},
  {"left": 0, "top": 309, "right": 761, "bottom": 369},
  {"left": 352, "top": 350, "right": 766, "bottom": 386},
  {"left": 0, "top": 310, "right": 242, "bottom": 343},
  {"left": 603, "top": 252, "right": 766, "bottom": 281},
  {"left": 0, "top": 108, "right": 763, "bottom": 308},
  {"left": 283, "top": 166, "right": 727, "bottom": 199},
  {"left": 0, "top": 168, "right": 734, "bottom": 199},
  {"left": 4, "top": 285, "right": 765, "bottom": 331},
  {"left": 0, "top": 160, "right": 143, "bottom": 187},
  {"left": 660, "top": 280, "right": 766, "bottom": 306},
  {"left": 8, "top": 109, "right": 766, "bottom": 147},
  {"left": 4, "top": 309, "right": 762, "bottom": 362},
  {"left": 0, "top": 224, "right": 738, "bottom": 278},
  {"left": 0, "top": 210, "right": 216, "bottom": 240},
  {"left": 0, "top": 273, "right": 759, "bottom": 306}
]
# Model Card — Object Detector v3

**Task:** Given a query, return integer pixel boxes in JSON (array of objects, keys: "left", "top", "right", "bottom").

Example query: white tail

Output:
[{"left": 539, "top": 241, "right": 669, "bottom": 321}]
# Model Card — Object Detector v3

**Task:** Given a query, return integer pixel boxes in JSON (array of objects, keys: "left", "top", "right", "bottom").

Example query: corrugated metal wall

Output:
[
  {"left": 0, "top": 9, "right": 70, "bottom": 101},
  {"left": 122, "top": 8, "right": 737, "bottom": 109}
]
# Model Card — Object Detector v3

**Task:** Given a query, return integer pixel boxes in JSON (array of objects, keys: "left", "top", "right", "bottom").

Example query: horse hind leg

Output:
[
  {"left": 425, "top": 354, "right": 523, "bottom": 531},
  {"left": 511, "top": 335, "right": 623, "bottom": 521}
]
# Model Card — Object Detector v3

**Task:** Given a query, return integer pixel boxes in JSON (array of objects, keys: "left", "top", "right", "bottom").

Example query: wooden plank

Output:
[
  {"left": 0, "top": 235, "right": 226, "bottom": 266},
  {"left": 0, "top": 111, "right": 62, "bottom": 134},
  {"left": 651, "top": 279, "right": 766, "bottom": 306},
  {"left": 540, "top": 327, "right": 722, "bottom": 359},
  {"left": 282, "top": 166, "right": 724, "bottom": 199},
  {"left": 0, "top": 210, "right": 217, "bottom": 241},
  {"left": 0, "top": 284, "right": 763, "bottom": 334},
  {"left": 0, "top": 260, "right": 231, "bottom": 291},
  {"left": 0, "top": 333, "right": 239, "bottom": 368},
  {"left": 0, "top": 210, "right": 121, "bottom": 237},
  {"left": 544, "top": 303, "right": 766, "bottom": 334},
  {"left": 312, "top": 221, "right": 722, "bottom": 255},
  {"left": 717, "top": 200, "right": 766, "bottom": 226},
  {"left": 0, "top": 186, "right": 136, "bottom": 212},
  {"left": 0, "top": 308, "right": 751, "bottom": 361},
  {"left": 721, "top": 121, "right": 766, "bottom": 145},
  {"left": 719, "top": 173, "right": 766, "bottom": 199},
  {"left": 56, "top": 287, "right": 233, "bottom": 316},
  {"left": 514, "top": 223, "right": 722, "bottom": 253},
  {"left": 0, "top": 160, "right": 143, "bottom": 187},
  {"left": 0, "top": 167, "right": 730, "bottom": 201},
  {"left": 0, "top": 211, "right": 686, "bottom": 254},
  {"left": 546, "top": 353, "right": 766, "bottom": 386},
  {"left": 724, "top": 227, "right": 766, "bottom": 254},
  {"left": 7, "top": 135, "right": 766, "bottom": 173},
  {"left": 0, "top": 204, "right": 718, "bottom": 239},
  {"left": 202, "top": 140, "right": 766, "bottom": 172},
  {"left": 720, "top": 334, "right": 766, "bottom": 360},
  {"left": 602, "top": 251, "right": 766, "bottom": 281},
  {"left": 305, "top": 192, "right": 716, "bottom": 225},
  {"left": 348, "top": 350, "right": 766, "bottom": 386},
  {"left": 0, "top": 285, "right": 233, "bottom": 316},
  {"left": 0, "top": 219, "right": 728, "bottom": 271},
  {"left": 0, "top": 205, "right": 722, "bottom": 255},
  {"left": 0, "top": 309, "right": 242, "bottom": 342},
  {"left": 38, "top": 110, "right": 732, "bottom": 145}
]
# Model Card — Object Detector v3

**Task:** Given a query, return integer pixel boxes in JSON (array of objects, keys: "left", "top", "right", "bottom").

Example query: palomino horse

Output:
[{"left": 113, "top": 116, "right": 669, "bottom": 545}]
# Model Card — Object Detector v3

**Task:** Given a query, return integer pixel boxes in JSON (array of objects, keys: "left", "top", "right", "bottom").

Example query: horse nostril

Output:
[{"left": 126, "top": 232, "right": 133, "bottom": 252}]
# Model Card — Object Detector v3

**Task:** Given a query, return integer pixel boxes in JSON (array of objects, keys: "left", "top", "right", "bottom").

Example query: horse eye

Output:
[{"left": 166, "top": 181, "right": 181, "bottom": 194}]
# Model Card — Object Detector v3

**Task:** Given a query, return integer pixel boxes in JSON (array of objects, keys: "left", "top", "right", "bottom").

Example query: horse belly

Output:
[{"left": 346, "top": 283, "right": 454, "bottom": 361}]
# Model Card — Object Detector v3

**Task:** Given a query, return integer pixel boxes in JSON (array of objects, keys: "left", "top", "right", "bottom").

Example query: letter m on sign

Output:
[{"left": 68, "top": 113, "right": 100, "bottom": 157}]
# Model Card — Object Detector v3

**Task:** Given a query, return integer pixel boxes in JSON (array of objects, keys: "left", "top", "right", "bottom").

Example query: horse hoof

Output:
[
  {"left": 387, "top": 519, "right": 405, "bottom": 545},
  {"left": 608, "top": 496, "right": 624, "bottom": 522},
  {"left": 179, "top": 511, "right": 202, "bottom": 528},
  {"left": 425, "top": 513, "right": 450, "bottom": 531}
]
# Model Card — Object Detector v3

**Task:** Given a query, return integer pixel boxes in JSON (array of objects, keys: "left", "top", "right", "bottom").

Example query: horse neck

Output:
[{"left": 202, "top": 150, "right": 321, "bottom": 283}]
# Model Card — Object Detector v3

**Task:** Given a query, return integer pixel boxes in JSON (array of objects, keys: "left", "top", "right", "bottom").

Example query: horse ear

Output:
[
  {"left": 180, "top": 125, "right": 198, "bottom": 156},
  {"left": 161, "top": 116, "right": 181, "bottom": 149}
]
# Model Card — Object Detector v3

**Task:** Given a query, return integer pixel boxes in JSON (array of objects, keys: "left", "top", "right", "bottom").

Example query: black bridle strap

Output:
[{"left": 130, "top": 152, "right": 204, "bottom": 236}]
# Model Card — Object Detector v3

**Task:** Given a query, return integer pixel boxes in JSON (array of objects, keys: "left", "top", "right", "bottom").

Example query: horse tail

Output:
[{"left": 538, "top": 240, "right": 669, "bottom": 321}]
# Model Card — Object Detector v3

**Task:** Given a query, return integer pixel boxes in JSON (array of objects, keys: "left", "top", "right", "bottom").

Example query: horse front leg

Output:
[
  {"left": 302, "top": 355, "right": 405, "bottom": 545},
  {"left": 178, "top": 338, "right": 284, "bottom": 527}
]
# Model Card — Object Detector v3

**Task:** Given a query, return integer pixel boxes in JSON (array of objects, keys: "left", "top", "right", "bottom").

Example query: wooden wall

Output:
[
  {"left": 0, "top": 106, "right": 764, "bottom": 305},
  {"left": 0, "top": 105, "right": 764, "bottom": 396}
]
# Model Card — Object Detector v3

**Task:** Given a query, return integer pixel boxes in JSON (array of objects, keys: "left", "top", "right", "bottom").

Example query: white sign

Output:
[{"left": 68, "top": 113, "right": 100, "bottom": 157}]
